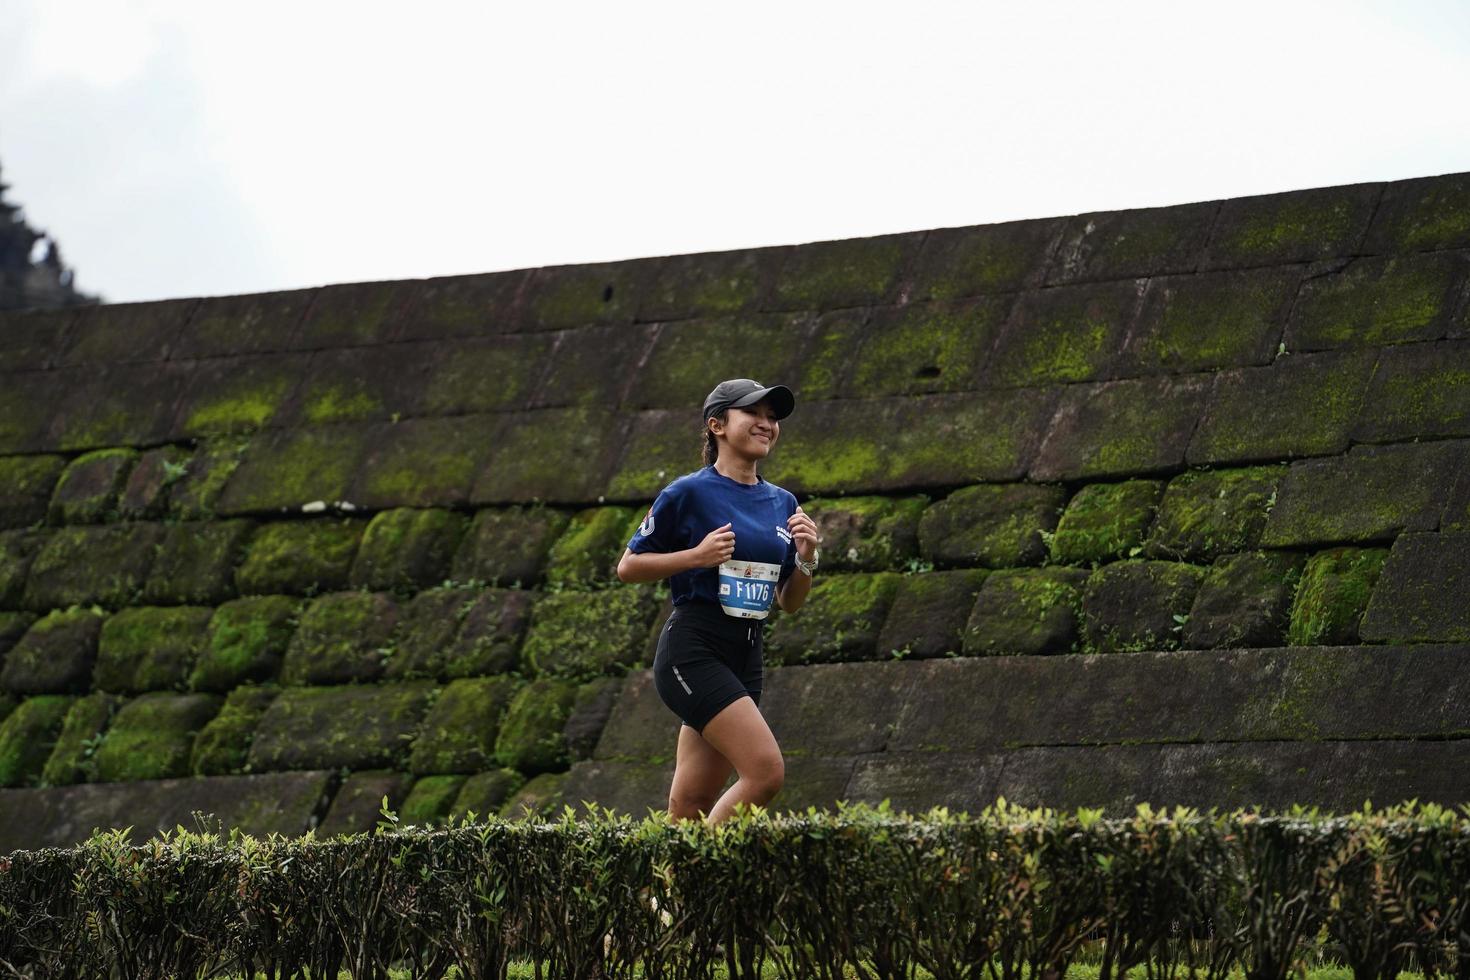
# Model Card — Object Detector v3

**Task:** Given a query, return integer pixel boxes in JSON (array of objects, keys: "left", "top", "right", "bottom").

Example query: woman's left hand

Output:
[{"left": 788, "top": 505, "right": 820, "bottom": 561}]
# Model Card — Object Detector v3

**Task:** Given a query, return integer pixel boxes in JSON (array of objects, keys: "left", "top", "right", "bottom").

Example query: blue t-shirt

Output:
[{"left": 627, "top": 465, "right": 799, "bottom": 617}]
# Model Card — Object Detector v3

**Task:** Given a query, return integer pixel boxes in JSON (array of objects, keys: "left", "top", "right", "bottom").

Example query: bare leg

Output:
[
  {"left": 697, "top": 697, "right": 784, "bottom": 825},
  {"left": 667, "top": 724, "right": 733, "bottom": 821}
]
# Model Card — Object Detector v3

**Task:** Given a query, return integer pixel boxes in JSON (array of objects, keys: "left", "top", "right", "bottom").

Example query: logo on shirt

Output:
[
  {"left": 776, "top": 526, "right": 792, "bottom": 545},
  {"left": 639, "top": 508, "right": 654, "bottom": 537}
]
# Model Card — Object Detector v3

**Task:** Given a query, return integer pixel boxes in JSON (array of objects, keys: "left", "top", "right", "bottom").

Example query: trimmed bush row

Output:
[{"left": 2, "top": 802, "right": 1469, "bottom": 979}]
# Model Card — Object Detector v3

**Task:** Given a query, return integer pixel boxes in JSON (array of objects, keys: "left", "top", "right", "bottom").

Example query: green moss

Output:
[
  {"left": 773, "top": 235, "right": 911, "bottom": 309},
  {"left": 387, "top": 587, "right": 532, "bottom": 681},
  {"left": 848, "top": 298, "right": 1007, "bottom": 396},
  {"left": 0, "top": 605, "right": 105, "bottom": 696},
  {"left": 1051, "top": 480, "right": 1165, "bottom": 565},
  {"left": 189, "top": 595, "right": 300, "bottom": 692},
  {"left": 448, "top": 768, "right": 524, "bottom": 823},
  {"left": 1144, "top": 466, "right": 1285, "bottom": 561},
  {"left": 216, "top": 425, "right": 371, "bottom": 514},
  {"left": 302, "top": 385, "right": 383, "bottom": 425},
  {"left": 803, "top": 495, "right": 928, "bottom": 572},
  {"left": 501, "top": 771, "right": 570, "bottom": 819},
  {"left": 94, "top": 606, "right": 214, "bottom": 694},
  {"left": 168, "top": 436, "right": 250, "bottom": 520},
  {"left": 184, "top": 377, "right": 294, "bottom": 434},
  {"left": 246, "top": 682, "right": 435, "bottom": 772},
  {"left": 0, "top": 531, "right": 46, "bottom": 607},
  {"left": 0, "top": 695, "right": 75, "bottom": 787},
  {"left": 494, "top": 678, "right": 579, "bottom": 773},
  {"left": 1294, "top": 255, "right": 1457, "bottom": 347},
  {"left": 22, "top": 523, "right": 165, "bottom": 609},
  {"left": 40, "top": 692, "right": 122, "bottom": 786},
  {"left": 351, "top": 507, "right": 469, "bottom": 592},
  {"left": 918, "top": 483, "right": 1066, "bottom": 569},
  {"left": 400, "top": 774, "right": 469, "bottom": 825},
  {"left": 409, "top": 676, "right": 520, "bottom": 775},
  {"left": 766, "top": 571, "right": 902, "bottom": 664},
  {"left": 142, "top": 519, "right": 255, "bottom": 606},
  {"left": 190, "top": 685, "right": 280, "bottom": 776},
  {"left": 0, "top": 454, "right": 67, "bottom": 526},
  {"left": 522, "top": 586, "right": 659, "bottom": 680},
  {"left": 452, "top": 506, "right": 570, "bottom": 587},
  {"left": 1220, "top": 194, "right": 1361, "bottom": 259},
  {"left": 48, "top": 448, "right": 139, "bottom": 524},
  {"left": 1080, "top": 560, "right": 1209, "bottom": 654},
  {"left": 962, "top": 567, "right": 1090, "bottom": 656},
  {"left": 234, "top": 518, "right": 363, "bottom": 596},
  {"left": 279, "top": 591, "right": 399, "bottom": 686},
  {"left": 1288, "top": 547, "right": 1390, "bottom": 646},
  {"left": 91, "top": 692, "right": 223, "bottom": 782},
  {"left": 877, "top": 569, "right": 988, "bottom": 659},
  {"left": 543, "top": 506, "right": 637, "bottom": 590}
]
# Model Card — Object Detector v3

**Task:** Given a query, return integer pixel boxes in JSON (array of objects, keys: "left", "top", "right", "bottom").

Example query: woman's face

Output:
[{"left": 711, "top": 398, "right": 781, "bottom": 459}]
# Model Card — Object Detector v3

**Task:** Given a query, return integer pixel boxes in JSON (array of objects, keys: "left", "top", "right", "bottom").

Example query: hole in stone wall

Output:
[
  {"left": 602, "top": 285, "right": 614, "bottom": 302},
  {"left": 915, "top": 365, "right": 941, "bottom": 379}
]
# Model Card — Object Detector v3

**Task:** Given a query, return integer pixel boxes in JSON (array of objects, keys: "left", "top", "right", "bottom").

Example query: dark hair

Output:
[{"left": 700, "top": 410, "right": 726, "bottom": 467}]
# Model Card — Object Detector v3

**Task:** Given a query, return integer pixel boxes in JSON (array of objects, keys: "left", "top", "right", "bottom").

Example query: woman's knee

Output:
[
  {"left": 741, "top": 753, "right": 784, "bottom": 801},
  {"left": 668, "top": 789, "right": 719, "bottom": 820}
]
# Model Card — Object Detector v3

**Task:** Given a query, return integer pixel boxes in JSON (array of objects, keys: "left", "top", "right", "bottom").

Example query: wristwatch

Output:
[{"left": 795, "top": 549, "right": 820, "bottom": 577}]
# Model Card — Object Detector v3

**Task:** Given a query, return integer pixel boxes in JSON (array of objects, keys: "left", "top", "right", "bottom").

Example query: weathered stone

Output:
[
  {"left": 172, "top": 353, "right": 310, "bottom": 438},
  {"left": 539, "top": 325, "right": 656, "bottom": 413},
  {"left": 985, "top": 280, "right": 1143, "bottom": 387},
  {"left": 0, "top": 695, "right": 74, "bottom": 787},
  {"left": 171, "top": 288, "right": 315, "bottom": 358},
  {"left": 1286, "top": 252, "right": 1468, "bottom": 351},
  {"left": 845, "top": 752, "right": 1000, "bottom": 815},
  {"left": 1081, "top": 560, "right": 1208, "bottom": 653},
  {"left": 348, "top": 415, "right": 501, "bottom": 510},
  {"left": 1360, "top": 532, "right": 1470, "bottom": 643},
  {"left": 22, "top": 522, "right": 164, "bottom": 610},
  {"left": 190, "top": 685, "right": 280, "bottom": 776},
  {"left": 763, "top": 390, "right": 1057, "bottom": 495},
  {"left": 397, "top": 271, "right": 525, "bottom": 341},
  {"left": 216, "top": 424, "right": 375, "bottom": 515},
  {"left": 631, "top": 314, "right": 811, "bottom": 411},
  {"left": 804, "top": 495, "right": 927, "bottom": 573},
  {"left": 544, "top": 506, "right": 638, "bottom": 589},
  {"left": 564, "top": 676, "right": 623, "bottom": 762},
  {"left": 874, "top": 570, "right": 988, "bottom": 660},
  {"left": 772, "top": 756, "right": 861, "bottom": 814},
  {"left": 961, "top": 566, "right": 1091, "bottom": 657},
  {"left": 387, "top": 587, "right": 531, "bottom": 681},
  {"left": 167, "top": 436, "right": 251, "bottom": 520},
  {"left": 1187, "top": 349, "right": 1377, "bottom": 464},
  {"left": 1353, "top": 340, "right": 1470, "bottom": 443},
  {"left": 1443, "top": 455, "right": 1470, "bottom": 532},
  {"left": 1183, "top": 550, "right": 1305, "bottom": 649},
  {"left": 0, "top": 371, "right": 57, "bottom": 454},
  {"left": 1263, "top": 442, "right": 1462, "bottom": 548},
  {"left": 40, "top": 691, "right": 122, "bottom": 786},
  {"left": 0, "top": 455, "right": 66, "bottom": 529},
  {"left": 1030, "top": 373, "right": 1214, "bottom": 481},
  {"left": 909, "top": 216, "right": 1063, "bottom": 300},
  {"left": 189, "top": 596, "right": 300, "bottom": 693},
  {"left": 280, "top": 591, "right": 400, "bottom": 686},
  {"left": 471, "top": 407, "right": 629, "bottom": 504},
  {"left": 521, "top": 586, "right": 660, "bottom": 679},
  {"left": 1, "top": 606, "right": 104, "bottom": 695},
  {"left": 47, "top": 448, "right": 138, "bottom": 524},
  {"left": 0, "top": 310, "right": 77, "bottom": 373},
  {"left": 521, "top": 258, "right": 654, "bottom": 331},
  {"left": 762, "top": 661, "right": 920, "bottom": 756},
  {"left": 765, "top": 572, "right": 902, "bottom": 665},
  {"left": 768, "top": 232, "right": 922, "bottom": 311},
  {"left": 234, "top": 518, "right": 363, "bottom": 596},
  {"left": 94, "top": 606, "right": 214, "bottom": 694},
  {"left": 494, "top": 678, "right": 579, "bottom": 773},
  {"left": 1050, "top": 479, "right": 1164, "bottom": 565},
  {"left": 0, "top": 611, "right": 35, "bottom": 659},
  {"left": 1120, "top": 267, "right": 1298, "bottom": 375},
  {"left": 248, "top": 682, "right": 435, "bottom": 772},
  {"left": 637, "top": 246, "right": 783, "bottom": 320},
  {"left": 316, "top": 770, "right": 414, "bottom": 838},
  {"left": 142, "top": 519, "right": 255, "bottom": 606},
  {"left": 1363, "top": 172, "right": 1470, "bottom": 252},
  {"left": 451, "top": 506, "right": 570, "bottom": 587},
  {"left": 448, "top": 769, "right": 525, "bottom": 823},
  {"left": 349, "top": 507, "right": 469, "bottom": 593},
  {"left": 501, "top": 771, "right": 572, "bottom": 819},
  {"left": 400, "top": 774, "right": 468, "bottom": 825},
  {"left": 420, "top": 334, "right": 556, "bottom": 415},
  {"left": 792, "top": 308, "right": 870, "bottom": 401},
  {"left": 409, "top": 676, "right": 520, "bottom": 775},
  {"left": 284, "top": 343, "right": 433, "bottom": 426},
  {"left": 1046, "top": 201, "right": 1217, "bottom": 285},
  {"left": 1289, "top": 547, "right": 1390, "bottom": 646},
  {"left": 117, "top": 444, "right": 193, "bottom": 520},
  {"left": 606, "top": 412, "right": 706, "bottom": 502},
  {"left": 1144, "top": 465, "right": 1286, "bottom": 562},
  {"left": 844, "top": 297, "right": 1011, "bottom": 397},
  {"left": 592, "top": 671, "right": 678, "bottom": 765},
  {"left": 0, "top": 529, "right": 47, "bottom": 607},
  {"left": 91, "top": 692, "right": 223, "bottom": 782},
  {"left": 1199, "top": 182, "right": 1381, "bottom": 269},
  {"left": 558, "top": 759, "right": 672, "bottom": 818},
  {"left": 57, "top": 298, "right": 196, "bottom": 366},
  {"left": 918, "top": 483, "right": 1066, "bottom": 568}
]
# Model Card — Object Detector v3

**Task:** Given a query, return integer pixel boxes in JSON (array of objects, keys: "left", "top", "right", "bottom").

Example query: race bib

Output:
[{"left": 717, "top": 559, "right": 781, "bottom": 619}]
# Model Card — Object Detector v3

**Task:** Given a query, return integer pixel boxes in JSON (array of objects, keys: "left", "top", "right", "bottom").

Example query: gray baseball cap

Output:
[{"left": 702, "top": 378, "right": 795, "bottom": 421}]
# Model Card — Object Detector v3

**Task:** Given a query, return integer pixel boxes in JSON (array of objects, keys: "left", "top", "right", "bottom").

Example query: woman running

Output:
[{"left": 616, "top": 378, "right": 820, "bottom": 824}]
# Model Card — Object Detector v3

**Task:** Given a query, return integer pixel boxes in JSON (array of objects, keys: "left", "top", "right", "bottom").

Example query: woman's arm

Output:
[
  {"left": 616, "top": 523, "right": 735, "bottom": 584},
  {"left": 775, "top": 505, "right": 820, "bottom": 613}
]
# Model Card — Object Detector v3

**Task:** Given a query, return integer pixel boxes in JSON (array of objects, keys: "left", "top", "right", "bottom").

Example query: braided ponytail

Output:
[{"left": 700, "top": 411, "right": 725, "bottom": 466}]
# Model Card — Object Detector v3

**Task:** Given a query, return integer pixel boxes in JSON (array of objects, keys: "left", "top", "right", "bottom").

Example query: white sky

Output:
[{"left": 2, "top": 1, "right": 1468, "bottom": 304}]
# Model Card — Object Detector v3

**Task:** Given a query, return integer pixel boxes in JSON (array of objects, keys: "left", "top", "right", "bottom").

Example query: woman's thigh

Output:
[
  {"left": 698, "top": 696, "right": 782, "bottom": 782},
  {"left": 668, "top": 724, "right": 733, "bottom": 813}
]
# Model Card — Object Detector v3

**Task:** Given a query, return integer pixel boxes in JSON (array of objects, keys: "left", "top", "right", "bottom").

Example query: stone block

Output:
[
  {"left": 348, "top": 507, "right": 469, "bottom": 592},
  {"left": 233, "top": 518, "right": 364, "bottom": 596},
  {"left": 765, "top": 572, "right": 902, "bottom": 665},
  {"left": 1443, "top": 456, "right": 1470, "bottom": 532},
  {"left": 1, "top": 606, "right": 104, "bottom": 695},
  {"left": 91, "top": 692, "right": 223, "bottom": 782},
  {"left": 1183, "top": 550, "right": 1305, "bottom": 650},
  {"left": 0, "top": 529, "right": 47, "bottom": 607},
  {"left": 170, "top": 288, "right": 315, "bottom": 358},
  {"left": 0, "top": 695, "right": 74, "bottom": 787},
  {"left": 843, "top": 297, "right": 1011, "bottom": 397},
  {"left": 1363, "top": 171, "right": 1470, "bottom": 252},
  {"left": 1145, "top": 464, "right": 1286, "bottom": 561},
  {"left": 172, "top": 353, "right": 310, "bottom": 438},
  {"left": 918, "top": 483, "right": 1066, "bottom": 568},
  {"left": 1288, "top": 547, "right": 1390, "bottom": 646},
  {"left": 399, "top": 774, "right": 468, "bottom": 825},
  {"left": 770, "top": 755, "right": 861, "bottom": 814},
  {"left": 532, "top": 323, "right": 661, "bottom": 411},
  {"left": 190, "top": 685, "right": 280, "bottom": 776},
  {"left": 94, "top": 605, "right": 214, "bottom": 694},
  {"left": 631, "top": 313, "right": 811, "bottom": 411},
  {"left": 386, "top": 587, "right": 531, "bottom": 681},
  {"left": 471, "top": 407, "right": 629, "bottom": 504},
  {"left": 419, "top": 334, "right": 556, "bottom": 416},
  {"left": 248, "top": 682, "right": 435, "bottom": 772},
  {"left": 316, "top": 770, "right": 414, "bottom": 838},
  {"left": 167, "top": 436, "right": 251, "bottom": 520},
  {"left": 762, "top": 390, "right": 1057, "bottom": 495},
  {"left": 521, "top": 258, "right": 655, "bottom": 331},
  {"left": 791, "top": 308, "right": 869, "bottom": 401},
  {"left": 189, "top": 596, "right": 300, "bottom": 693},
  {"left": 0, "top": 455, "right": 66, "bottom": 529},
  {"left": 606, "top": 411, "right": 705, "bottom": 503},
  {"left": 117, "top": 444, "right": 193, "bottom": 521},
  {"left": 409, "top": 676, "right": 520, "bottom": 775},
  {"left": 22, "top": 522, "right": 164, "bottom": 610},
  {"left": 593, "top": 671, "right": 678, "bottom": 764},
  {"left": 845, "top": 752, "right": 1001, "bottom": 815},
  {"left": 142, "top": 519, "right": 255, "bottom": 606},
  {"left": 1030, "top": 373, "right": 1214, "bottom": 481},
  {"left": 501, "top": 771, "right": 572, "bottom": 819},
  {"left": 448, "top": 769, "right": 525, "bottom": 823},
  {"left": 557, "top": 759, "right": 671, "bottom": 818},
  {"left": 762, "top": 660, "right": 919, "bottom": 756},
  {"left": 1360, "top": 532, "right": 1470, "bottom": 643},
  {"left": 1120, "top": 267, "right": 1298, "bottom": 375},
  {"left": 769, "top": 232, "right": 923, "bottom": 311},
  {"left": 1050, "top": 479, "right": 1164, "bottom": 565},
  {"left": 993, "top": 744, "right": 1158, "bottom": 811},
  {"left": 803, "top": 495, "right": 927, "bottom": 573},
  {"left": 961, "top": 566, "right": 1091, "bottom": 656},
  {"left": 0, "top": 371, "right": 57, "bottom": 454},
  {"left": 1262, "top": 442, "right": 1462, "bottom": 548},
  {"left": 874, "top": 569, "right": 988, "bottom": 660},
  {"left": 1286, "top": 252, "right": 1468, "bottom": 351},
  {"left": 40, "top": 691, "right": 122, "bottom": 786},
  {"left": 521, "top": 586, "right": 660, "bottom": 680},
  {"left": 46, "top": 448, "right": 138, "bottom": 525},
  {"left": 216, "top": 424, "right": 375, "bottom": 515},
  {"left": 397, "top": 271, "right": 525, "bottom": 341},
  {"left": 348, "top": 415, "right": 502, "bottom": 510},
  {"left": 1353, "top": 340, "right": 1470, "bottom": 443},
  {"left": 452, "top": 506, "right": 569, "bottom": 587},
  {"left": 494, "top": 678, "right": 580, "bottom": 773},
  {"left": 544, "top": 506, "right": 638, "bottom": 589},
  {"left": 57, "top": 298, "right": 196, "bottom": 366},
  {"left": 637, "top": 246, "right": 783, "bottom": 321},
  {"left": 1199, "top": 181, "right": 1382, "bottom": 269},
  {"left": 0, "top": 611, "right": 35, "bottom": 658},
  {"left": 564, "top": 676, "right": 623, "bottom": 762},
  {"left": 985, "top": 280, "right": 1143, "bottom": 388},
  {"left": 0, "top": 309, "right": 78, "bottom": 372},
  {"left": 1045, "top": 200, "right": 1217, "bottom": 285},
  {"left": 909, "top": 216, "right": 1063, "bottom": 301},
  {"left": 279, "top": 591, "right": 400, "bottom": 686},
  {"left": 282, "top": 343, "right": 433, "bottom": 427},
  {"left": 1081, "top": 560, "right": 1208, "bottom": 653}
]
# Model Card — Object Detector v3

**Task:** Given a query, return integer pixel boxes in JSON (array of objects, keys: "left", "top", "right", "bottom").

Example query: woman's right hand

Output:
[{"left": 690, "top": 522, "right": 735, "bottom": 567}]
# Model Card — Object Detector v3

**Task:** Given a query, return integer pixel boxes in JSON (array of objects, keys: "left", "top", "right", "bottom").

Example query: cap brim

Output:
[{"left": 729, "top": 384, "right": 795, "bottom": 419}]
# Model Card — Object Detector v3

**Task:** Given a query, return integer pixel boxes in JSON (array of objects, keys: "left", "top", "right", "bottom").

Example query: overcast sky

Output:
[{"left": 3, "top": 1, "right": 1468, "bottom": 305}]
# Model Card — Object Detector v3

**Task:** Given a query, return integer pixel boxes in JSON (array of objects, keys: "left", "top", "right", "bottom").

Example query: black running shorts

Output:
[{"left": 652, "top": 599, "right": 764, "bottom": 733}]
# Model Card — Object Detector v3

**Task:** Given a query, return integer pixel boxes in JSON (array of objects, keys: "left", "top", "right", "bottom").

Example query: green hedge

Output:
[{"left": 1, "top": 801, "right": 1468, "bottom": 979}]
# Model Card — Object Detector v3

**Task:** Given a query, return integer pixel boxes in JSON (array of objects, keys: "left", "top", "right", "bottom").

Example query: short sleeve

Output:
[{"left": 627, "top": 486, "right": 681, "bottom": 554}]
